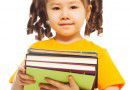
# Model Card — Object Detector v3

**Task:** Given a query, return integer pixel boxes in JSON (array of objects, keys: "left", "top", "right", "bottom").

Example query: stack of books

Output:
[{"left": 24, "top": 48, "right": 98, "bottom": 90}]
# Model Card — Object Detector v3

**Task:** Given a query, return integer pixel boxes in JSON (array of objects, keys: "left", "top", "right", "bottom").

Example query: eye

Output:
[
  {"left": 52, "top": 7, "right": 60, "bottom": 10},
  {"left": 71, "top": 6, "right": 78, "bottom": 9}
]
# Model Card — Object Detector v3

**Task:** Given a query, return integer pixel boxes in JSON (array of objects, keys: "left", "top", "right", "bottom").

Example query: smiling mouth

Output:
[{"left": 59, "top": 23, "right": 74, "bottom": 26}]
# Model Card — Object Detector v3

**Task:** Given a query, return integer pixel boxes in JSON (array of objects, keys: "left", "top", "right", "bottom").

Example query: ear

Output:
[{"left": 86, "top": 5, "right": 92, "bottom": 21}]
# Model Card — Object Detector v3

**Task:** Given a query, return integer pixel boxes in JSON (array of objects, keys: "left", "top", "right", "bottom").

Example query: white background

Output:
[{"left": 0, "top": 0, "right": 130, "bottom": 90}]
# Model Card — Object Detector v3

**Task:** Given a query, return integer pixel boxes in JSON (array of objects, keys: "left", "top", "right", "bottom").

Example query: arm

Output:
[
  {"left": 11, "top": 60, "right": 35, "bottom": 90},
  {"left": 104, "top": 86, "right": 119, "bottom": 90},
  {"left": 11, "top": 81, "right": 23, "bottom": 90},
  {"left": 11, "top": 60, "right": 25, "bottom": 90}
]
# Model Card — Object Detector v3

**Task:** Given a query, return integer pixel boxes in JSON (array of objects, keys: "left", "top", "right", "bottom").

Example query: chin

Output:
[
  {"left": 60, "top": 32, "right": 77, "bottom": 37},
  {"left": 54, "top": 28, "right": 79, "bottom": 37}
]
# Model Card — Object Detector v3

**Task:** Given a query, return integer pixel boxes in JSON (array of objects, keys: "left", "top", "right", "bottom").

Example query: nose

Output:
[{"left": 60, "top": 8, "right": 69, "bottom": 20}]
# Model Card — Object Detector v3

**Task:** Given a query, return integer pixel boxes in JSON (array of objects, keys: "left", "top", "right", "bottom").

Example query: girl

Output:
[{"left": 10, "top": 0, "right": 125, "bottom": 90}]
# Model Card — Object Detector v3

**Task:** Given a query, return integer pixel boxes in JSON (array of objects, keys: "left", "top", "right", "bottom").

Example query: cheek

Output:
[
  {"left": 47, "top": 10, "right": 59, "bottom": 23},
  {"left": 47, "top": 11, "right": 60, "bottom": 30},
  {"left": 71, "top": 12, "right": 85, "bottom": 28},
  {"left": 49, "top": 15, "right": 59, "bottom": 29},
  {"left": 72, "top": 12, "right": 82, "bottom": 20},
  {"left": 71, "top": 10, "right": 85, "bottom": 22}
]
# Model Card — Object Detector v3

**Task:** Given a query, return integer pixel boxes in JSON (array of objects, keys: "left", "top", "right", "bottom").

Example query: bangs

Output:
[{"left": 81, "top": 0, "right": 90, "bottom": 8}]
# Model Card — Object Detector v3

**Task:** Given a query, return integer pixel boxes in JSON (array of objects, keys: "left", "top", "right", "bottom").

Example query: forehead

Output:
[{"left": 47, "top": 0, "right": 82, "bottom": 5}]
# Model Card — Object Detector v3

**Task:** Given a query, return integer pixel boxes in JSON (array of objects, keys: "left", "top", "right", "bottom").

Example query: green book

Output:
[{"left": 24, "top": 49, "right": 98, "bottom": 90}]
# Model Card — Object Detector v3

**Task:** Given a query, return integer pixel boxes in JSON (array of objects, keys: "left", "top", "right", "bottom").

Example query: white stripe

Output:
[
  {"left": 27, "top": 55, "right": 97, "bottom": 64},
  {"left": 26, "top": 61, "right": 95, "bottom": 71}
]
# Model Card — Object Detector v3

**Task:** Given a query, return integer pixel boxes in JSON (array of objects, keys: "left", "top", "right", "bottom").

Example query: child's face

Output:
[{"left": 46, "top": 0, "right": 86, "bottom": 37}]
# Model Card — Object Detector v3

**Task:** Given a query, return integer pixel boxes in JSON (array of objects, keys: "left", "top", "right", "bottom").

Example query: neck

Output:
[{"left": 54, "top": 33, "right": 84, "bottom": 44}]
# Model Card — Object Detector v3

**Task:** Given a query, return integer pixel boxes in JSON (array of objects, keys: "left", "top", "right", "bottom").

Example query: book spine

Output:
[
  {"left": 26, "top": 55, "right": 97, "bottom": 65},
  {"left": 26, "top": 60, "right": 97, "bottom": 66},
  {"left": 26, "top": 66, "right": 96, "bottom": 75},
  {"left": 28, "top": 48, "right": 98, "bottom": 57},
  {"left": 28, "top": 53, "right": 98, "bottom": 59},
  {"left": 26, "top": 61, "right": 95, "bottom": 71}
]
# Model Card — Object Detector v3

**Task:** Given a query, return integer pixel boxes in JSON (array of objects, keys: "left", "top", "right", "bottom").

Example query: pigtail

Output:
[
  {"left": 27, "top": 0, "right": 53, "bottom": 41},
  {"left": 85, "top": 0, "right": 103, "bottom": 36},
  {"left": 27, "top": 0, "right": 37, "bottom": 35}
]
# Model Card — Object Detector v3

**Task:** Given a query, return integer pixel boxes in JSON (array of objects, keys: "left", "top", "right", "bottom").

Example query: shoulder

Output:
[
  {"left": 87, "top": 40, "right": 111, "bottom": 60},
  {"left": 29, "top": 38, "right": 54, "bottom": 49},
  {"left": 85, "top": 39, "right": 107, "bottom": 53}
]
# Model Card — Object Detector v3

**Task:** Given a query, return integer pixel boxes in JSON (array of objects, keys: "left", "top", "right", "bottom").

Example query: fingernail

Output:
[
  {"left": 30, "top": 77, "right": 35, "bottom": 80},
  {"left": 68, "top": 75, "right": 72, "bottom": 79},
  {"left": 45, "top": 77, "right": 49, "bottom": 80},
  {"left": 39, "top": 83, "right": 42, "bottom": 86},
  {"left": 39, "top": 84, "right": 49, "bottom": 89},
  {"left": 45, "top": 77, "right": 50, "bottom": 79},
  {"left": 43, "top": 85, "right": 49, "bottom": 89},
  {"left": 33, "top": 80, "right": 36, "bottom": 83}
]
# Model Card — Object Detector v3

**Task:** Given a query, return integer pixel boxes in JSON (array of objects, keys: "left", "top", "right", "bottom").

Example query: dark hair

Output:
[
  {"left": 85, "top": 0, "right": 103, "bottom": 36},
  {"left": 27, "top": 0, "right": 103, "bottom": 40}
]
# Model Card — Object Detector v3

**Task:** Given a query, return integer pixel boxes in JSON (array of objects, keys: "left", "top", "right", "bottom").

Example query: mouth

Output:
[{"left": 59, "top": 23, "right": 74, "bottom": 26}]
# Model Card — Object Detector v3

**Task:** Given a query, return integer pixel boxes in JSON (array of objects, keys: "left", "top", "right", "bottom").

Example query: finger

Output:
[
  {"left": 16, "top": 75, "right": 35, "bottom": 86},
  {"left": 39, "top": 83, "right": 57, "bottom": 90},
  {"left": 19, "top": 76, "right": 35, "bottom": 85},
  {"left": 18, "top": 72, "right": 35, "bottom": 80},
  {"left": 18, "top": 79, "right": 35, "bottom": 86},
  {"left": 44, "top": 77, "right": 65, "bottom": 88},
  {"left": 40, "top": 88, "right": 48, "bottom": 90},
  {"left": 68, "top": 75, "right": 79, "bottom": 88},
  {"left": 18, "top": 66, "right": 25, "bottom": 73}
]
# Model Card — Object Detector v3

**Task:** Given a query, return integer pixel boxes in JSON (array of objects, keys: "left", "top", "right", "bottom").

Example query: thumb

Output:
[{"left": 68, "top": 75, "right": 79, "bottom": 88}]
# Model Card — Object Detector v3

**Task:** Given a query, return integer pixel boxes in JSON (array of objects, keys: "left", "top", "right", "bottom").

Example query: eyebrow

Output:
[{"left": 50, "top": 1, "right": 79, "bottom": 5}]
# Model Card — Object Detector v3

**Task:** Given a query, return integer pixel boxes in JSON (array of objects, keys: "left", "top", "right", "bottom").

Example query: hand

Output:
[
  {"left": 39, "top": 75, "right": 80, "bottom": 90},
  {"left": 14, "top": 66, "right": 36, "bottom": 86}
]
